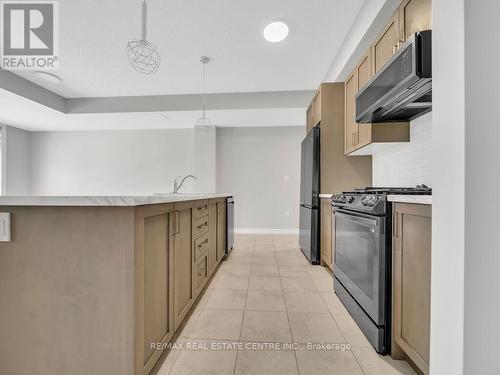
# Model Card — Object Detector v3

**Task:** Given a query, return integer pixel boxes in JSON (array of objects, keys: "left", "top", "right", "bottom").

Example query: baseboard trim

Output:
[{"left": 234, "top": 228, "right": 299, "bottom": 235}]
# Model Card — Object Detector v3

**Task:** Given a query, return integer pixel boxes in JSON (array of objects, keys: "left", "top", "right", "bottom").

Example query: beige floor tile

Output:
[
  {"left": 234, "top": 348, "right": 298, "bottom": 375},
  {"left": 230, "top": 249, "right": 255, "bottom": 257},
  {"left": 311, "top": 276, "right": 334, "bottom": 293},
  {"left": 251, "top": 264, "right": 280, "bottom": 276},
  {"left": 253, "top": 247, "right": 276, "bottom": 255},
  {"left": 288, "top": 312, "right": 345, "bottom": 344},
  {"left": 295, "top": 348, "right": 364, "bottom": 375},
  {"left": 169, "top": 339, "right": 238, "bottom": 375},
  {"left": 204, "top": 289, "right": 247, "bottom": 310},
  {"left": 276, "top": 249, "right": 302, "bottom": 257},
  {"left": 321, "top": 292, "right": 348, "bottom": 315},
  {"left": 225, "top": 256, "right": 253, "bottom": 265},
  {"left": 281, "top": 276, "right": 318, "bottom": 292},
  {"left": 333, "top": 314, "right": 372, "bottom": 347},
  {"left": 190, "top": 309, "right": 244, "bottom": 340},
  {"left": 156, "top": 338, "right": 186, "bottom": 375},
  {"left": 219, "top": 264, "right": 251, "bottom": 276},
  {"left": 246, "top": 290, "right": 286, "bottom": 311},
  {"left": 252, "top": 255, "right": 277, "bottom": 266},
  {"left": 351, "top": 347, "right": 417, "bottom": 375},
  {"left": 240, "top": 311, "right": 292, "bottom": 342},
  {"left": 278, "top": 265, "right": 309, "bottom": 277},
  {"left": 306, "top": 265, "right": 332, "bottom": 278},
  {"left": 213, "top": 274, "right": 250, "bottom": 290},
  {"left": 284, "top": 291, "right": 329, "bottom": 313},
  {"left": 276, "top": 256, "right": 305, "bottom": 266},
  {"left": 248, "top": 276, "right": 282, "bottom": 291},
  {"left": 177, "top": 307, "right": 203, "bottom": 339}
]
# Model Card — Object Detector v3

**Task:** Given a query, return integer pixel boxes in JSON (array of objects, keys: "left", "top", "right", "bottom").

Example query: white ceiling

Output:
[
  {"left": 13, "top": 0, "right": 366, "bottom": 98},
  {"left": 0, "top": 89, "right": 306, "bottom": 131}
]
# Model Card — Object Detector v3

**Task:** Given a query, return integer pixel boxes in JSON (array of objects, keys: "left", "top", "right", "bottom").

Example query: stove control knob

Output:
[
  {"left": 361, "top": 196, "right": 368, "bottom": 206},
  {"left": 348, "top": 196, "right": 355, "bottom": 204},
  {"left": 340, "top": 195, "right": 347, "bottom": 203},
  {"left": 368, "top": 196, "right": 379, "bottom": 206}
]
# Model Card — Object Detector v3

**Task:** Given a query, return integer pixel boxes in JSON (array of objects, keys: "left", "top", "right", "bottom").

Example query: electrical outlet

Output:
[
  {"left": 0, "top": 213, "right": 11, "bottom": 242},
  {"left": 283, "top": 175, "right": 290, "bottom": 182},
  {"left": 284, "top": 211, "right": 290, "bottom": 217}
]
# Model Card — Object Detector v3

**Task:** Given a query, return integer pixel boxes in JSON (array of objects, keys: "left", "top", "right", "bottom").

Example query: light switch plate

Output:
[{"left": 0, "top": 213, "right": 11, "bottom": 242}]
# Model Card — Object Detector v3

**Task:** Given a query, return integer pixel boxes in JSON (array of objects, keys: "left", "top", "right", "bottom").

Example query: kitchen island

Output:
[{"left": 0, "top": 194, "right": 231, "bottom": 375}]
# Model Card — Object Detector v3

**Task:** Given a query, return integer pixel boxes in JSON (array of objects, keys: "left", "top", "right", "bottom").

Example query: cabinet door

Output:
[
  {"left": 373, "top": 11, "right": 401, "bottom": 74},
  {"left": 172, "top": 207, "right": 194, "bottom": 330},
  {"left": 135, "top": 208, "right": 174, "bottom": 375},
  {"left": 399, "top": 0, "right": 432, "bottom": 42},
  {"left": 306, "top": 105, "right": 314, "bottom": 133},
  {"left": 392, "top": 203, "right": 431, "bottom": 374},
  {"left": 356, "top": 50, "right": 373, "bottom": 149},
  {"left": 208, "top": 202, "right": 218, "bottom": 275},
  {"left": 344, "top": 72, "right": 357, "bottom": 154},
  {"left": 320, "top": 200, "right": 332, "bottom": 270},
  {"left": 216, "top": 201, "right": 227, "bottom": 261}
]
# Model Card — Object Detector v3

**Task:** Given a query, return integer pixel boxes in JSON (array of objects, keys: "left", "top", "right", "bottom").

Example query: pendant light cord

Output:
[{"left": 141, "top": 0, "right": 147, "bottom": 41}]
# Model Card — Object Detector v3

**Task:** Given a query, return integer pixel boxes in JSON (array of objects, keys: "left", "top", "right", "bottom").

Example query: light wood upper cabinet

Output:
[
  {"left": 373, "top": 11, "right": 401, "bottom": 74},
  {"left": 399, "top": 0, "right": 431, "bottom": 42},
  {"left": 392, "top": 203, "right": 431, "bottom": 374},
  {"left": 306, "top": 89, "right": 321, "bottom": 133},
  {"left": 172, "top": 204, "right": 194, "bottom": 330},
  {"left": 344, "top": 72, "right": 358, "bottom": 155},
  {"left": 320, "top": 198, "right": 333, "bottom": 271}
]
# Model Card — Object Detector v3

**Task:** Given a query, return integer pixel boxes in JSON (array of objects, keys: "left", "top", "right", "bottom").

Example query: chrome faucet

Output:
[{"left": 173, "top": 175, "right": 196, "bottom": 194}]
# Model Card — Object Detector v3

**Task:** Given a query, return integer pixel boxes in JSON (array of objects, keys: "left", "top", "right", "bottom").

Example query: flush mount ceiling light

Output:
[
  {"left": 34, "top": 71, "right": 62, "bottom": 84},
  {"left": 195, "top": 56, "right": 212, "bottom": 130},
  {"left": 263, "top": 21, "right": 289, "bottom": 43},
  {"left": 126, "top": 0, "right": 161, "bottom": 74}
]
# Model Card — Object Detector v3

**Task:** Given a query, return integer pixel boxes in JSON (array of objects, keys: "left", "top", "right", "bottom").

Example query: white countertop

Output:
[
  {"left": 0, "top": 193, "right": 233, "bottom": 207},
  {"left": 387, "top": 195, "right": 432, "bottom": 205},
  {"left": 319, "top": 194, "right": 333, "bottom": 199}
]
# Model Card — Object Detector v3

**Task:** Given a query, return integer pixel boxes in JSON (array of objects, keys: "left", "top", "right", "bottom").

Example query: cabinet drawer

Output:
[
  {"left": 193, "top": 216, "right": 209, "bottom": 239},
  {"left": 195, "top": 256, "right": 209, "bottom": 291},
  {"left": 194, "top": 233, "right": 209, "bottom": 261},
  {"left": 194, "top": 200, "right": 209, "bottom": 219}
]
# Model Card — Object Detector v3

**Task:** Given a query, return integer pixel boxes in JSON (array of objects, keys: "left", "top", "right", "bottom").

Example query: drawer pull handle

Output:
[
  {"left": 198, "top": 239, "right": 208, "bottom": 247},
  {"left": 197, "top": 205, "right": 208, "bottom": 210},
  {"left": 197, "top": 223, "right": 208, "bottom": 229}
]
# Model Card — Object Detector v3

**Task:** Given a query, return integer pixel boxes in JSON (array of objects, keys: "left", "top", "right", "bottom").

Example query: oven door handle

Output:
[{"left": 334, "top": 209, "right": 380, "bottom": 227}]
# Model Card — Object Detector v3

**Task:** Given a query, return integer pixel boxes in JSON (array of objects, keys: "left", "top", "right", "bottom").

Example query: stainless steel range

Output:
[{"left": 331, "top": 186, "right": 431, "bottom": 354}]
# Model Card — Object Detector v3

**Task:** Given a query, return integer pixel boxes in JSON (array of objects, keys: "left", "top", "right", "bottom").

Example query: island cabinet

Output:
[
  {"left": 193, "top": 200, "right": 210, "bottom": 295},
  {"left": 172, "top": 202, "right": 195, "bottom": 330},
  {"left": 392, "top": 203, "right": 432, "bottom": 374},
  {"left": 216, "top": 200, "right": 227, "bottom": 262}
]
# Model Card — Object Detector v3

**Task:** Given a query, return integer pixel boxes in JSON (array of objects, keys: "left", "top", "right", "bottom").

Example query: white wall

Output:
[
  {"left": 194, "top": 126, "right": 216, "bottom": 193},
  {"left": 372, "top": 112, "right": 432, "bottom": 187},
  {"left": 463, "top": 0, "right": 500, "bottom": 374},
  {"left": 430, "top": 0, "right": 465, "bottom": 374},
  {"left": 29, "top": 129, "right": 196, "bottom": 195},
  {"left": 217, "top": 126, "right": 303, "bottom": 233},
  {"left": 2, "top": 125, "right": 31, "bottom": 195}
]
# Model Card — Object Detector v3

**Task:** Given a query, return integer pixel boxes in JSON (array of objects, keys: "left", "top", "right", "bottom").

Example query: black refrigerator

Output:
[{"left": 299, "top": 126, "right": 320, "bottom": 264}]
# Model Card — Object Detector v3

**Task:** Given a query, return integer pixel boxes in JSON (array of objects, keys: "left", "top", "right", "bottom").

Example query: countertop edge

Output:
[
  {"left": 319, "top": 194, "right": 333, "bottom": 199},
  {"left": 0, "top": 193, "right": 233, "bottom": 207},
  {"left": 387, "top": 195, "right": 432, "bottom": 205}
]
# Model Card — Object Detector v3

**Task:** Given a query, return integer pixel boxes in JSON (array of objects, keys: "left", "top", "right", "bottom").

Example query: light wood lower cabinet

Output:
[
  {"left": 216, "top": 200, "right": 227, "bottom": 262},
  {"left": 392, "top": 203, "right": 431, "bottom": 374},
  {"left": 135, "top": 198, "right": 227, "bottom": 375},
  {"left": 320, "top": 198, "right": 333, "bottom": 271},
  {"left": 135, "top": 204, "right": 175, "bottom": 375},
  {"left": 172, "top": 203, "right": 194, "bottom": 331}
]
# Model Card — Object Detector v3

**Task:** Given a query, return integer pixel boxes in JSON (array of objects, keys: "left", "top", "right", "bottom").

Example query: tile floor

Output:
[{"left": 156, "top": 235, "right": 416, "bottom": 375}]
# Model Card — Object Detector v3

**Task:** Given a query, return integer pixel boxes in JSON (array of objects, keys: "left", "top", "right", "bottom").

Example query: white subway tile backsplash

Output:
[{"left": 372, "top": 112, "right": 432, "bottom": 187}]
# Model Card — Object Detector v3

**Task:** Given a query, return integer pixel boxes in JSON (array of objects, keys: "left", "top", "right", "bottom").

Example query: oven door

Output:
[{"left": 334, "top": 209, "right": 386, "bottom": 325}]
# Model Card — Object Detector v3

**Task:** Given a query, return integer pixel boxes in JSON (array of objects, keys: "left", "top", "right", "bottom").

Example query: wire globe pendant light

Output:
[
  {"left": 195, "top": 56, "right": 212, "bottom": 129},
  {"left": 126, "top": 0, "right": 161, "bottom": 74}
]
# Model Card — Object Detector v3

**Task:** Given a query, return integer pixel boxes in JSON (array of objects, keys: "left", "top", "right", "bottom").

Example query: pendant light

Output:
[
  {"left": 195, "top": 56, "right": 212, "bottom": 129},
  {"left": 126, "top": 0, "right": 161, "bottom": 74}
]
